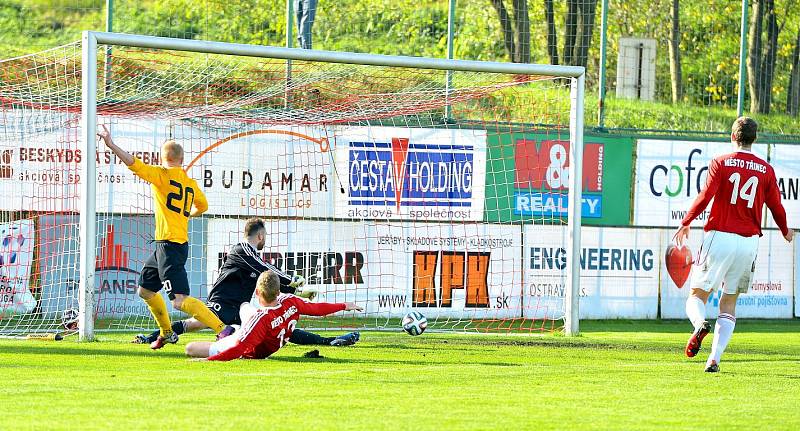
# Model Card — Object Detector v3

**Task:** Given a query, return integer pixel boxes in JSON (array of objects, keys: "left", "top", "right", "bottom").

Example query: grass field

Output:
[{"left": 1, "top": 320, "right": 799, "bottom": 430}]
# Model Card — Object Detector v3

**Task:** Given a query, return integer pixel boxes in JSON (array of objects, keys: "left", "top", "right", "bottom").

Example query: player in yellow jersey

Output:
[{"left": 97, "top": 125, "right": 229, "bottom": 349}]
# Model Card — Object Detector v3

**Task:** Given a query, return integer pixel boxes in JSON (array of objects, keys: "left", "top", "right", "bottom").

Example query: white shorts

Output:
[
  {"left": 690, "top": 230, "right": 758, "bottom": 295},
  {"left": 208, "top": 332, "right": 239, "bottom": 357}
]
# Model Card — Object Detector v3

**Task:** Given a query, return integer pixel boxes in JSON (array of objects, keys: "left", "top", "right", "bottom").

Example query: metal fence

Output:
[{"left": 1, "top": 0, "right": 798, "bottom": 134}]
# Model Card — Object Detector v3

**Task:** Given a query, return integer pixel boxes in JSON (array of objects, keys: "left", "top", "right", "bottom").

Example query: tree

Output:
[
  {"left": 747, "top": 0, "right": 779, "bottom": 114},
  {"left": 544, "top": 0, "right": 558, "bottom": 64},
  {"left": 512, "top": 0, "right": 531, "bottom": 63},
  {"left": 668, "top": 0, "right": 683, "bottom": 103},
  {"left": 543, "top": 0, "right": 599, "bottom": 67},
  {"left": 788, "top": 29, "right": 800, "bottom": 116},
  {"left": 489, "top": 0, "right": 530, "bottom": 63}
]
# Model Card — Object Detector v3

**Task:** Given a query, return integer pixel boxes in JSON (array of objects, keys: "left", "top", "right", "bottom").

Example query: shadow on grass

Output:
[
  {"left": 722, "top": 357, "right": 800, "bottom": 364},
  {"left": 349, "top": 343, "right": 494, "bottom": 353},
  {"left": 268, "top": 354, "right": 520, "bottom": 367},
  {"left": 581, "top": 319, "right": 800, "bottom": 334},
  {"left": 0, "top": 344, "right": 186, "bottom": 359}
]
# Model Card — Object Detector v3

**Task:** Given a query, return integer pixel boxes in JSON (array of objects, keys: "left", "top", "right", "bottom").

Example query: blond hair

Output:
[
  {"left": 255, "top": 271, "right": 280, "bottom": 304},
  {"left": 161, "top": 140, "right": 184, "bottom": 163}
]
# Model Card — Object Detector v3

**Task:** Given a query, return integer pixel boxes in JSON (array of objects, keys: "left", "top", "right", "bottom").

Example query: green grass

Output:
[
  {"left": 1, "top": 320, "right": 799, "bottom": 430},
  {"left": 594, "top": 96, "right": 800, "bottom": 138}
]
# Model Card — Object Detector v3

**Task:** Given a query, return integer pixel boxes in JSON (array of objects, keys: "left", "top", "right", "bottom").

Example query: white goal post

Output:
[{"left": 75, "top": 31, "right": 585, "bottom": 341}]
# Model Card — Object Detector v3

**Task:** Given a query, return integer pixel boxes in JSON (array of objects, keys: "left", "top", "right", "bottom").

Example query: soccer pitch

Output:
[{"left": 1, "top": 320, "right": 798, "bottom": 430}]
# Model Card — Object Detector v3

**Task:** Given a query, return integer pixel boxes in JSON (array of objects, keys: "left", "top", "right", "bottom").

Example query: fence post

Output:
[
  {"left": 737, "top": 0, "right": 749, "bottom": 117},
  {"left": 104, "top": 0, "right": 113, "bottom": 97},
  {"left": 445, "top": 0, "right": 456, "bottom": 120},
  {"left": 597, "top": 0, "right": 609, "bottom": 128},
  {"left": 285, "top": 0, "right": 294, "bottom": 108}
]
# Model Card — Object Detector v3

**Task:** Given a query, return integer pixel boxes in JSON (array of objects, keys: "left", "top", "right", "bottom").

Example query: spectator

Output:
[{"left": 295, "top": 0, "right": 317, "bottom": 49}]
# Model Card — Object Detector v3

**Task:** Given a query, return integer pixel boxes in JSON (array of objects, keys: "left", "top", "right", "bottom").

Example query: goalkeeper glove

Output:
[
  {"left": 289, "top": 273, "right": 306, "bottom": 289},
  {"left": 295, "top": 287, "right": 318, "bottom": 302}
]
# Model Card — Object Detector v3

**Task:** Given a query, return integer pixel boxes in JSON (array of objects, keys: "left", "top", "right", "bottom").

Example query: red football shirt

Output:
[
  {"left": 208, "top": 294, "right": 346, "bottom": 361},
  {"left": 681, "top": 150, "right": 788, "bottom": 237}
]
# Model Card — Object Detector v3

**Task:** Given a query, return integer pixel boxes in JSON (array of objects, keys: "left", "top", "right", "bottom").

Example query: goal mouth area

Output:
[{"left": 1, "top": 32, "right": 585, "bottom": 339}]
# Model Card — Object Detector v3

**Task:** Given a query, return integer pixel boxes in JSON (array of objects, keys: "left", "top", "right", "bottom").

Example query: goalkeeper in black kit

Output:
[{"left": 134, "top": 218, "right": 360, "bottom": 347}]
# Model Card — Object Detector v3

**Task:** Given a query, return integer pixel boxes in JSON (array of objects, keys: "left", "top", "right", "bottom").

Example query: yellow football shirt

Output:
[{"left": 128, "top": 157, "right": 208, "bottom": 243}]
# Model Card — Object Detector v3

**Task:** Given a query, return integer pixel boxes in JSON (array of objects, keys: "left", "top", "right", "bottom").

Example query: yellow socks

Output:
[
  {"left": 179, "top": 296, "right": 225, "bottom": 333},
  {"left": 143, "top": 294, "right": 173, "bottom": 337}
]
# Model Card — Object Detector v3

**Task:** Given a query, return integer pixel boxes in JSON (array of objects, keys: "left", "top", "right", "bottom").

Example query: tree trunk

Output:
[
  {"left": 490, "top": 0, "right": 516, "bottom": 62},
  {"left": 668, "top": 0, "right": 683, "bottom": 103},
  {"left": 758, "top": 0, "right": 778, "bottom": 113},
  {"left": 747, "top": 0, "right": 764, "bottom": 113},
  {"left": 575, "top": 0, "right": 598, "bottom": 68},
  {"left": 788, "top": 29, "right": 800, "bottom": 116},
  {"left": 512, "top": 0, "right": 531, "bottom": 63},
  {"left": 544, "top": 0, "right": 559, "bottom": 64},
  {"left": 563, "top": 0, "right": 579, "bottom": 65}
]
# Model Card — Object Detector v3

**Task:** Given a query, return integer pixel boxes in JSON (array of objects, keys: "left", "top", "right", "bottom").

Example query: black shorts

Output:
[
  {"left": 139, "top": 241, "right": 190, "bottom": 300},
  {"left": 204, "top": 299, "right": 241, "bottom": 325}
]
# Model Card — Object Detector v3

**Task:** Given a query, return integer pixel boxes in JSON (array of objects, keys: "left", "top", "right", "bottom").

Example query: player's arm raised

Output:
[
  {"left": 97, "top": 125, "right": 165, "bottom": 186},
  {"left": 97, "top": 125, "right": 134, "bottom": 166}
]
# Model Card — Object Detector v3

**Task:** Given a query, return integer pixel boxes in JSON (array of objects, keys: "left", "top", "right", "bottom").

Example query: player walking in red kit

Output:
[
  {"left": 185, "top": 270, "right": 363, "bottom": 361},
  {"left": 674, "top": 117, "right": 793, "bottom": 372}
]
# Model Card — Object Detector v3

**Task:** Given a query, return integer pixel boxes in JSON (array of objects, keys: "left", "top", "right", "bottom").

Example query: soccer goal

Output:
[{"left": 0, "top": 31, "right": 585, "bottom": 341}]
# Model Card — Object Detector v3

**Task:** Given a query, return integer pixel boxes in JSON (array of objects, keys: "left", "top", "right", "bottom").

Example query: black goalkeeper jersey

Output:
[{"left": 207, "top": 242, "right": 293, "bottom": 306}]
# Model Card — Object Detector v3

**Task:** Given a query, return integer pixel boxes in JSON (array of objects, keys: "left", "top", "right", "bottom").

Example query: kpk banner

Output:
[
  {"left": 484, "top": 132, "right": 634, "bottom": 226},
  {"left": 0, "top": 220, "right": 36, "bottom": 315},
  {"left": 368, "top": 223, "right": 521, "bottom": 319},
  {"left": 207, "top": 219, "right": 521, "bottom": 319},
  {"left": 523, "top": 226, "right": 660, "bottom": 319},
  {"left": 37, "top": 215, "right": 207, "bottom": 318},
  {"left": 633, "top": 139, "right": 800, "bottom": 229},
  {"left": 333, "top": 126, "right": 487, "bottom": 222},
  {"left": 660, "top": 229, "right": 794, "bottom": 319}
]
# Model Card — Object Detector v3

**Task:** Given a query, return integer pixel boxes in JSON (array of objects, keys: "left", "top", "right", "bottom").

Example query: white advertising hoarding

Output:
[
  {"left": 760, "top": 143, "right": 800, "bottom": 230},
  {"left": 796, "top": 239, "right": 800, "bottom": 318},
  {"left": 184, "top": 125, "right": 338, "bottom": 218},
  {"left": 635, "top": 139, "right": 800, "bottom": 230},
  {"left": 0, "top": 220, "right": 36, "bottom": 315},
  {"left": 0, "top": 115, "right": 169, "bottom": 213},
  {"left": 2, "top": 117, "right": 489, "bottom": 224},
  {"left": 333, "top": 126, "right": 487, "bottom": 221},
  {"left": 660, "top": 229, "right": 794, "bottom": 319},
  {"left": 523, "top": 225, "right": 660, "bottom": 319}
]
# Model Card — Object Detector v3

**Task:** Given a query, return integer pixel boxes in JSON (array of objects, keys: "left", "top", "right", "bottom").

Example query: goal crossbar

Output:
[
  {"left": 77, "top": 31, "right": 585, "bottom": 341},
  {"left": 88, "top": 31, "right": 586, "bottom": 77}
]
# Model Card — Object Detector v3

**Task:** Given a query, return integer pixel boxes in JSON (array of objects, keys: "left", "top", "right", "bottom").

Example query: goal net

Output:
[{"left": 0, "top": 33, "right": 584, "bottom": 339}]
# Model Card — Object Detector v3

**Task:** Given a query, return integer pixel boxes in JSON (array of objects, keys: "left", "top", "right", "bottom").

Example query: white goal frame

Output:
[{"left": 78, "top": 31, "right": 585, "bottom": 341}]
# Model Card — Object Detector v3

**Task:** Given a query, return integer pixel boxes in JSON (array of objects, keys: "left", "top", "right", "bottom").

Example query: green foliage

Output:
[
  {"left": 1, "top": 321, "right": 800, "bottom": 430},
  {"left": 0, "top": 0, "right": 103, "bottom": 57},
  {"left": 602, "top": 0, "right": 800, "bottom": 112},
  {"left": 0, "top": 0, "right": 799, "bottom": 132}
]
